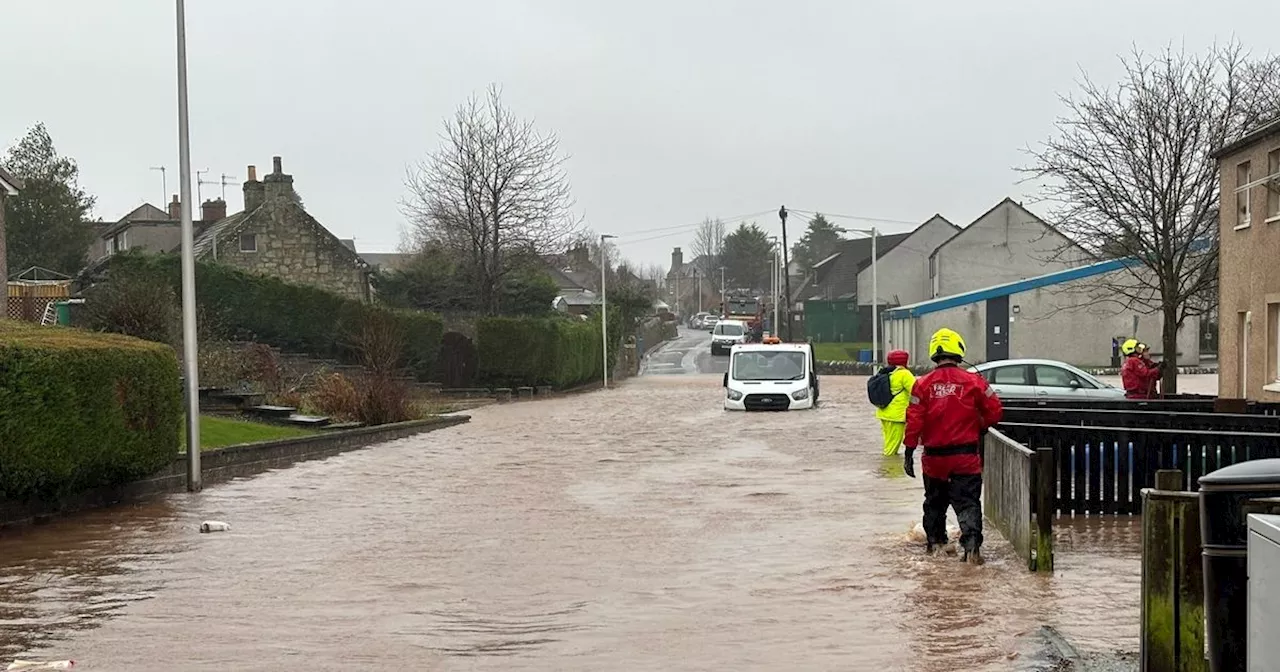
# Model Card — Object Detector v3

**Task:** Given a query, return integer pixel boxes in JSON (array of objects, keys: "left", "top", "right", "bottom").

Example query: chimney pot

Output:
[
  {"left": 247, "top": 165, "right": 257, "bottom": 182},
  {"left": 273, "top": 156, "right": 283, "bottom": 174},
  {"left": 168, "top": 194, "right": 181, "bottom": 220}
]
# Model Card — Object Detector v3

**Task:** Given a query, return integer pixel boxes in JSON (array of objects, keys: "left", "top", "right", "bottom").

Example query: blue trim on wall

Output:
[{"left": 884, "top": 258, "right": 1137, "bottom": 320}]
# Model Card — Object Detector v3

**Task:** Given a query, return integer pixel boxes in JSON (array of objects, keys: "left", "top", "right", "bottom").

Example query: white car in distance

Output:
[{"left": 969, "top": 358, "right": 1125, "bottom": 400}]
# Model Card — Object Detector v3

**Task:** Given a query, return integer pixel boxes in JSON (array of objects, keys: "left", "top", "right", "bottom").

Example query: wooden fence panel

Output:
[{"left": 983, "top": 429, "right": 1035, "bottom": 569}]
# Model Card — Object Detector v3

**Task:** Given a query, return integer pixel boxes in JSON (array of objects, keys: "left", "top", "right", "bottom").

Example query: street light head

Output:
[{"left": 600, "top": 234, "right": 616, "bottom": 240}]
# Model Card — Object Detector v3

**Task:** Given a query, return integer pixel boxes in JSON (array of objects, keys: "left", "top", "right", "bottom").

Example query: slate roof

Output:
[{"left": 190, "top": 210, "right": 253, "bottom": 258}]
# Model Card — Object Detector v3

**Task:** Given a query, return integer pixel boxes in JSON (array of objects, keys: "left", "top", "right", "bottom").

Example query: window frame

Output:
[
  {"left": 989, "top": 364, "right": 1031, "bottom": 386},
  {"left": 239, "top": 233, "right": 258, "bottom": 253},
  {"left": 1236, "top": 160, "right": 1253, "bottom": 230},
  {"left": 1267, "top": 149, "right": 1280, "bottom": 224},
  {"left": 1032, "top": 364, "right": 1094, "bottom": 389}
]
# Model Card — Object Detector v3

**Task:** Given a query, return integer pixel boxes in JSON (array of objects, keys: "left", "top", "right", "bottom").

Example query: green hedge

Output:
[
  {"left": 97, "top": 254, "right": 443, "bottom": 380},
  {"left": 476, "top": 316, "right": 610, "bottom": 388},
  {"left": 0, "top": 321, "right": 182, "bottom": 501}
]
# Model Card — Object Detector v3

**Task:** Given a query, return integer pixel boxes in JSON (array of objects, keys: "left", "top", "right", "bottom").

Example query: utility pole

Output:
[
  {"left": 719, "top": 266, "right": 726, "bottom": 314},
  {"left": 600, "top": 234, "right": 616, "bottom": 389},
  {"left": 174, "top": 0, "right": 201, "bottom": 491},
  {"left": 150, "top": 166, "right": 167, "bottom": 204},
  {"left": 779, "top": 206, "right": 793, "bottom": 341},
  {"left": 674, "top": 267, "right": 680, "bottom": 321},
  {"left": 696, "top": 270, "right": 702, "bottom": 313}
]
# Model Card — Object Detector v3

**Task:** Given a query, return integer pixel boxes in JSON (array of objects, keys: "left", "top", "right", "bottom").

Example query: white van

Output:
[
  {"left": 722, "top": 341, "right": 819, "bottom": 411},
  {"left": 710, "top": 319, "right": 748, "bottom": 356}
]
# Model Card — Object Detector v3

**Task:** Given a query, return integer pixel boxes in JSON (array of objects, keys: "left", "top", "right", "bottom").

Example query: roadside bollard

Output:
[{"left": 1198, "top": 458, "right": 1280, "bottom": 672}]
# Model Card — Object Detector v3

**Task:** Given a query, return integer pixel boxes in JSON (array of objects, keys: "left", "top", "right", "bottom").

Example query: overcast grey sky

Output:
[{"left": 2, "top": 1, "right": 1277, "bottom": 266}]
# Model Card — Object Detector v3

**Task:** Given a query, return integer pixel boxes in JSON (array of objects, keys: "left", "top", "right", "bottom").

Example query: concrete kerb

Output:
[{"left": 0, "top": 415, "right": 471, "bottom": 532}]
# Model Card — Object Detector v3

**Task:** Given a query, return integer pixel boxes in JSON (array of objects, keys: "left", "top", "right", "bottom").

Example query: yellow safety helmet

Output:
[
  {"left": 1121, "top": 339, "right": 1139, "bottom": 356},
  {"left": 928, "top": 328, "right": 967, "bottom": 362}
]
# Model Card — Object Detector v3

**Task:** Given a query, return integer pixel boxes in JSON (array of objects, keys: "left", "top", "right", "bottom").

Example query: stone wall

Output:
[{"left": 214, "top": 199, "right": 370, "bottom": 302}]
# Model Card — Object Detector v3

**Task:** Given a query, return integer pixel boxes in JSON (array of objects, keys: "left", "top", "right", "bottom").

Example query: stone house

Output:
[
  {"left": 0, "top": 167, "right": 21, "bottom": 283},
  {"left": 192, "top": 157, "right": 372, "bottom": 302},
  {"left": 1213, "top": 116, "right": 1280, "bottom": 400}
]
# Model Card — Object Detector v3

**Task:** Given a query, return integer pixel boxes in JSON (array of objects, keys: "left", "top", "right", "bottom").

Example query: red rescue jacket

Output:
[
  {"left": 905, "top": 363, "right": 1004, "bottom": 478},
  {"left": 1121, "top": 355, "right": 1161, "bottom": 399}
]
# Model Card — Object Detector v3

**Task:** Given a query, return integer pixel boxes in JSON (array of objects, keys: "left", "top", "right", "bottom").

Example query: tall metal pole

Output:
[
  {"left": 600, "top": 234, "right": 615, "bottom": 389},
  {"left": 697, "top": 270, "right": 702, "bottom": 313},
  {"left": 719, "top": 266, "right": 726, "bottom": 313},
  {"left": 175, "top": 0, "right": 201, "bottom": 491},
  {"left": 779, "top": 206, "right": 792, "bottom": 341},
  {"left": 871, "top": 227, "right": 879, "bottom": 365}
]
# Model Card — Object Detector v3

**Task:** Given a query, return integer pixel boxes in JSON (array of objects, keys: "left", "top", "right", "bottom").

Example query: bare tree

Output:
[
  {"left": 689, "top": 217, "right": 725, "bottom": 280},
  {"left": 1024, "top": 43, "right": 1280, "bottom": 393},
  {"left": 404, "top": 85, "right": 579, "bottom": 314}
]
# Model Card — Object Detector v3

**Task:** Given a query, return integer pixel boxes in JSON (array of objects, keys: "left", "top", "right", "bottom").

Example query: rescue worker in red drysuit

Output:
[
  {"left": 1137, "top": 343, "right": 1163, "bottom": 398},
  {"left": 1119, "top": 338, "right": 1163, "bottom": 400},
  {"left": 904, "top": 327, "right": 1004, "bottom": 565}
]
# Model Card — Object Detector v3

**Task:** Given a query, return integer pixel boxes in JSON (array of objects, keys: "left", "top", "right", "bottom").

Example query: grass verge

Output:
[
  {"left": 183, "top": 416, "right": 319, "bottom": 452},
  {"left": 812, "top": 342, "right": 874, "bottom": 362}
]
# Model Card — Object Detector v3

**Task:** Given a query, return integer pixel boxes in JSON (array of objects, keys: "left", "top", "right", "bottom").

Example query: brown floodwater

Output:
[{"left": 0, "top": 376, "right": 1142, "bottom": 671}]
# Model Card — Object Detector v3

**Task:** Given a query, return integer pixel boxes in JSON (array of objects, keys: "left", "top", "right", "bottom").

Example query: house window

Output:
[
  {"left": 1268, "top": 149, "right": 1280, "bottom": 221},
  {"left": 119, "top": 230, "right": 128, "bottom": 250},
  {"left": 1270, "top": 302, "right": 1280, "bottom": 384},
  {"left": 239, "top": 233, "right": 257, "bottom": 252},
  {"left": 1236, "top": 160, "right": 1252, "bottom": 229}
]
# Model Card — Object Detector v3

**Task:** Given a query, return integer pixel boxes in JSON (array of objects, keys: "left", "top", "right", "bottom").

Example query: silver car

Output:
[{"left": 969, "top": 359, "right": 1125, "bottom": 400}]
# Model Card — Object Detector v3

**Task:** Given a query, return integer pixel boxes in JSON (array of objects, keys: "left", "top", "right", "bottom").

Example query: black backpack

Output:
[{"left": 867, "top": 365, "right": 898, "bottom": 408}]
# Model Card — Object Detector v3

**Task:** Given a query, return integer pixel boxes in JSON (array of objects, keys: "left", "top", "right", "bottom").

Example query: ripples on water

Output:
[{"left": 0, "top": 376, "right": 1143, "bottom": 670}]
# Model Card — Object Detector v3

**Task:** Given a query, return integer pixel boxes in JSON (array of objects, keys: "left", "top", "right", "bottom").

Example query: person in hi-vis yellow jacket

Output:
[{"left": 875, "top": 350, "right": 916, "bottom": 456}]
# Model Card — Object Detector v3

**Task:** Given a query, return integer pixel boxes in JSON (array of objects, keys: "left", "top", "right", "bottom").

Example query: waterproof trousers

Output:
[
  {"left": 922, "top": 473, "right": 984, "bottom": 552},
  {"left": 880, "top": 420, "right": 906, "bottom": 456}
]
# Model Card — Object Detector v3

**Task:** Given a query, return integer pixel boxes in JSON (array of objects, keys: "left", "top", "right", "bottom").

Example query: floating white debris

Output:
[
  {"left": 7, "top": 661, "right": 75, "bottom": 671},
  {"left": 199, "top": 521, "right": 231, "bottom": 533}
]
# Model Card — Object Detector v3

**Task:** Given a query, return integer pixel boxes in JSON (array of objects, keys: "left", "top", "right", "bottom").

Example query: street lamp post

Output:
[
  {"left": 600, "top": 234, "right": 615, "bottom": 389},
  {"left": 840, "top": 226, "right": 880, "bottom": 364},
  {"left": 768, "top": 236, "right": 779, "bottom": 335},
  {"left": 174, "top": 0, "right": 201, "bottom": 490}
]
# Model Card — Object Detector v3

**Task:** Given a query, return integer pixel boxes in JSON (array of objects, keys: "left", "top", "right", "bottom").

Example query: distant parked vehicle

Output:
[
  {"left": 710, "top": 320, "right": 748, "bottom": 356},
  {"left": 703, "top": 315, "right": 720, "bottom": 331},
  {"left": 969, "top": 358, "right": 1125, "bottom": 400}
]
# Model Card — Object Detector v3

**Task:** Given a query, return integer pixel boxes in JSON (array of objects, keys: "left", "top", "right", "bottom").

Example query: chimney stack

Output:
[
  {"left": 671, "top": 247, "right": 683, "bottom": 273},
  {"left": 201, "top": 198, "right": 227, "bottom": 223},
  {"left": 262, "top": 155, "right": 294, "bottom": 203},
  {"left": 243, "top": 165, "right": 265, "bottom": 211},
  {"left": 168, "top": 194, "right": 181, "bottom": 220}
]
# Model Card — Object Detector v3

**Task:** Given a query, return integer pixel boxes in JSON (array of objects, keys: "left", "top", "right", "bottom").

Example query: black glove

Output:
[{"left": 903, "top": 447, "right": 916, "bottom": 479}]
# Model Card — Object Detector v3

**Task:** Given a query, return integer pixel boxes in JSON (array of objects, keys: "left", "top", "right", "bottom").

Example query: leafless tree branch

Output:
[
  {"left": 1018, "top": 42, "right": 1280, "bottom": 392},
  {"left": 402, "top": 85, "right": 580, "bottom": 313}
]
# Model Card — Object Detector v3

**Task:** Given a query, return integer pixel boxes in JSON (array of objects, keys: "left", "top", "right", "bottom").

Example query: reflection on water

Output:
[{"left": 0, "top": 377, "right": 1142, "bottom": 670}]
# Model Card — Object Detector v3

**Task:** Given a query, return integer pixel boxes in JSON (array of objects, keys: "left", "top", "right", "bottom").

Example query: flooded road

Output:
[{"left": 0, "top": 370, "right": 1149, "bottom": 670}]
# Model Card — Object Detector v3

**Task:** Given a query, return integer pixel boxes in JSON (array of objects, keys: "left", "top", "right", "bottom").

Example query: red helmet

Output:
[{"left": 887, "top": 350, "right": 910, "bottom": 366}]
